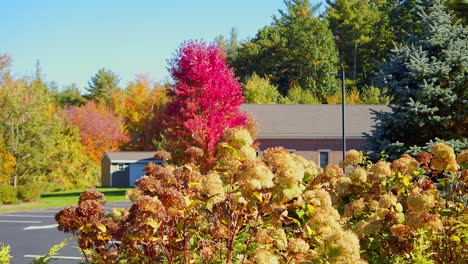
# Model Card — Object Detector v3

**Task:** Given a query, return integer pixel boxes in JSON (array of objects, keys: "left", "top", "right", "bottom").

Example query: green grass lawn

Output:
[{"left": 0, "top": 187, "right": 131, "bottom": 213}]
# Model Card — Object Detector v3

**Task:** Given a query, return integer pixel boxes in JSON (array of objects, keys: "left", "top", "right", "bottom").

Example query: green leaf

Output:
[
  {"left": 283, "top": 188, "right": 300, "bottom": 200},
  {"left": 395, "top": 203, "right": 403, "bottom": 213},
  {"left": 303, "top": 172, "right": 313, "bottom": 182},
  {"left": 146, "top": 219, "right": 160, "bottom": 229},
  {"left": 396, "top": 212, "right": 405, "bottom": 223},
  {"left": 252, "top": 191, "right": 263, "bottom": 203},
  {"left": 96, "top": 223, "right": 107, "bottom": 233},
  {"left": 296, "top": 208, "right": 305, "bottom": 218},
  {"left": 206, "top": 202, "right": 213, "bottom": 213},
  {"left": 306, "top": 204, "right": 315, "bottom": 215},
  {"left": 285, "top": 216, "right": 301, "bottom": 226},
  {"left": 177, "top": 219, "right": 185, "bottom": 234}
]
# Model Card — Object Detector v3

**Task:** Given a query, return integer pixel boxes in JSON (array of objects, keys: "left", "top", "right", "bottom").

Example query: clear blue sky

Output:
[{"left": 3, "top": 0, "right": 325, "bottom": 92}]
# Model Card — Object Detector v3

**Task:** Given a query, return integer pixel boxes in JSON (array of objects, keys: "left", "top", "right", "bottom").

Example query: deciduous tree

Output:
[
  {"left": 121, "top": 74, "right": 169, "bottom": 150},
  {"left": 243, "top": 73, "right": 283, "bottom": 104},
  {"left": 164, "top": 40, "right": 247, "bottom": 166},
  {"left": 65, "top": 101, "right": 129, "bottom": 163},
  {"left": 325, "top": 0, "right": 392, "bottom": 87},
  {"left": 230, "top": 0, "right": 339, "bottom": 102}
]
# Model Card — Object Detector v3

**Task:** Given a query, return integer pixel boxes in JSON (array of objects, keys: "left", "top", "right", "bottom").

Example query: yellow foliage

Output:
[{"left": 0, "top": 141, "right": 15, "bottom": 185}]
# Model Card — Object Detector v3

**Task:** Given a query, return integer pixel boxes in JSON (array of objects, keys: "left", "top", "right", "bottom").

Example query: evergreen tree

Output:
[
  {"left": 86, "top": 68, "right": 120, "bottom": 105},
  {"left": 369, "top": 0, "right": 468, "bottom": 159},
  {"left": 231, "top": 0, "right": 339, "bottom": 102},
  {"left": 54, "top": 83, "right": 87, "bottom": 108},
  {"left": 447, "top": 0, "right": 468, "bottom": 25}
]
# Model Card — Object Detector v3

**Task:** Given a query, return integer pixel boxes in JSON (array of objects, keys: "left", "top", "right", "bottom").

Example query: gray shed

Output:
[{"left": 101, "top": 152, "right": 162, "bottom": 187}]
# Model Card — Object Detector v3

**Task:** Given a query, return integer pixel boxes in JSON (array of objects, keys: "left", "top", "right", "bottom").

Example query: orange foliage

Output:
[
  {"left": 65, "top": 101, "right": 129, "bottom": 163},
  {"left": 120, "top": 74, "right": 168, "bottom": 150}
]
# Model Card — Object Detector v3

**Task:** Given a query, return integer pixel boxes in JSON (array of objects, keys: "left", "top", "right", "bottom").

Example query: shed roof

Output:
[
  {"left": 241, "top": 104, "right": 389, "bottom": 139},
  {"left": 103, "top": 151, "right": 158, "bottom": 162}
]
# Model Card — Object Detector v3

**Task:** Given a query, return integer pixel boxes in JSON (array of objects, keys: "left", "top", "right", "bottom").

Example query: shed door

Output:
[
  {"left": 111, "top": 163, "right": 129, "bottom": 187},
  {"left": 129, "top": 163, "right": 147, "bottom": 187}
]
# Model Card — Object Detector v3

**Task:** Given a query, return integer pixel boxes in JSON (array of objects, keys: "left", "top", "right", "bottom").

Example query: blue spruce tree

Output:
[{"left": 369, "top": 0, "right": 467, "bottom": 159}]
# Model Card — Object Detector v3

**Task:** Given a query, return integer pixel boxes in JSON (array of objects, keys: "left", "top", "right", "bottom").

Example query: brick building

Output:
[{"left": 241, "top": 104, "right": 389, "bottom": 167}]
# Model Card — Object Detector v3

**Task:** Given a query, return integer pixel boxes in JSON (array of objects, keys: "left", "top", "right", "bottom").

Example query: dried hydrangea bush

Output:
[{"left": 56, "top": 130, "right": 467, "bottom": 264}]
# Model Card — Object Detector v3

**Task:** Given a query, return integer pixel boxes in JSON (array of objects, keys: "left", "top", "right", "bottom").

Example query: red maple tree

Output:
[{"left": 164, "top": 40, "right": 247, "bottom": 165}]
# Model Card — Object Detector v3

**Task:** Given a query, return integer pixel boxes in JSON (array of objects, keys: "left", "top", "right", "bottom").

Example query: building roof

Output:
[
  {"left": 103, "top": 151, "right": 158, "bottom": 163},
  {"left": 241, "top": 104, "right": 389, "bottom": 139}
]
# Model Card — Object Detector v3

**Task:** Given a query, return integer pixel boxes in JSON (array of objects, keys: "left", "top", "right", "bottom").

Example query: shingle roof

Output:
[
  {"left": 241, "top": 104, "right": 389, "bottom": 139},
  {"left": 103, "top": 151, "right": 158, "bottom": 162}
]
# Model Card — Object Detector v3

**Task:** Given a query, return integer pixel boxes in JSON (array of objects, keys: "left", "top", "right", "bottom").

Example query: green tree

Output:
[
  {"left": 54, "top": 83, "right": 87, "bottom": 108},
  {"left": 214, "top": 27, "right": 240, "bottom": 58},
  {"left": 325, "top": 0, "right": 392, "bottom": 87},
  {"left": 86, "top": 68, "right": 120, "bottom": 105},
  {"left": 447, "top": 0, "right": 468, "bottom": 25},
  {"left": 0, "top": 62, "right": 97, "bottom": 191},
  {"left": 283, "top": 85, "right": 320, "bottom": 104},
  {"left": 243, "top": 73, "right": 283, "bottom": 103},
  {"left": 231, "top": 0, "right": 339, "bottom": 102},
  {"left": 369, "top": 0, "right": 468, "bottom": 158}
]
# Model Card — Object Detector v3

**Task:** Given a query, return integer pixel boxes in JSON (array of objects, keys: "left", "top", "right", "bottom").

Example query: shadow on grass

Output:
[
  {"left": 41, "top": 189, "right": 129, "bottom": 198},
  {"left": 41, "top": 192, "right": 83, "bottom": 198}
]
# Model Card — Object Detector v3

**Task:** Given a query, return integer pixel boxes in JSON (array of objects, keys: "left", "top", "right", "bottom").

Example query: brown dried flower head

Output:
[
  {"left": 390, "top": 224, "right": 411, "bottom": 238},
  {"left": 76, "top": 200, "right": 105, "bottom": 223},
  {"left": 185, "top": 146, "right": 204, "bottom": 160},
  {"left": 391, "top": 154, "right": 419, "bottom": 174},
  {"left": 55, "top": 206, "right": 80, "bottom": 233},
  {"left": 154, "top": 150, "right": 172, "bottom": 161},
  {"left": 78, "top": 188, "right": 105, "bottom": 205},
  {"left": 457, "top": 149, "right": 468, "bottom": 165},
  {"left": 416, "top": 151, "right": 433, "bottom": 166}
]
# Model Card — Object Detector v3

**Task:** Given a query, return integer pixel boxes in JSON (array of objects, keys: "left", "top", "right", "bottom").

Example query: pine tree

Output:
[
  {"left": 369, "top": 0, "right": 468, "bottom": 159},
  {"left": 86, "top": 68, "right": 120, "bottom": 105}
]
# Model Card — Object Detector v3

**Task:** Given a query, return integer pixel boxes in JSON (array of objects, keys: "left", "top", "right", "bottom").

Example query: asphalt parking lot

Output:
[{"left": 0, "top": 202, "right": 131, "bottom": 264}]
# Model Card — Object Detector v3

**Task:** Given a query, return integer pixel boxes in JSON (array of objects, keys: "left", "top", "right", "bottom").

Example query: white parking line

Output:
[
  {"left": 0, "top": 220, "right": 41, "bottom": 223},
  {"left": 24, "top": 255, "right": 83, "bottom": 260},
  {"left": 0, "top": 214, "right": 54, "bottom": 218},
  {"left": 24, "top": 224, "right": 58, "bottom": 230}
]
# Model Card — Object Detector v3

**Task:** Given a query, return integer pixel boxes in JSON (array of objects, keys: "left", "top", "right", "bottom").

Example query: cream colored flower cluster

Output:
[{"left": 430, "top": 142, "right": 459, "bottom": 172}]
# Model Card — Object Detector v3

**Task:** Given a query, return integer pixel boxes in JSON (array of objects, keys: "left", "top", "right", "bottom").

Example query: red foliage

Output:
[
  {"left": 65, "top": 101, "right": 129, "bottom": 163},
  {"left": 164, "top": 40, "right": 247, "bottom": 165}
]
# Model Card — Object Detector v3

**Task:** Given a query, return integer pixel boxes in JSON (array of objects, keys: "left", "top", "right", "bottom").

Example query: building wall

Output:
[
  {"left": 257, "top": 138, "right": 367, "bottom": 167},
  {"left": 129, "top": 163, "right": 147, "bottom": 187},
  {"left": 101, "top": 156, "right": 111, "bottom": 187}
]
